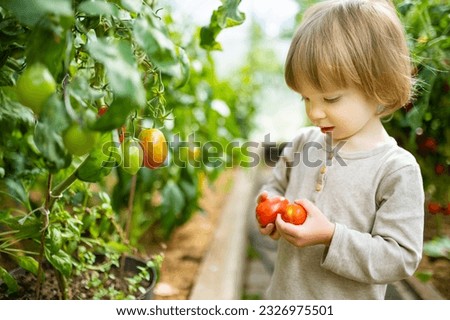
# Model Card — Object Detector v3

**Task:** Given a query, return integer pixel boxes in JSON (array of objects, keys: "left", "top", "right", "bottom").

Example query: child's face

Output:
[{"left": 299, "top": 82, "right": 381, "bottom": 147}]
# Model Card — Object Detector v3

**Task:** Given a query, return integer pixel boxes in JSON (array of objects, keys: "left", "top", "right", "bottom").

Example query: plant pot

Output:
[{"left": 121, "top": 255, "right": 157, "bottom": 300}]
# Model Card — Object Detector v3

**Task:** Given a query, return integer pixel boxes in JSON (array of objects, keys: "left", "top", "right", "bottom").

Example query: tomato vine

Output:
[{"left": 0, "top": 0, "right": 252, "bottom": 298}]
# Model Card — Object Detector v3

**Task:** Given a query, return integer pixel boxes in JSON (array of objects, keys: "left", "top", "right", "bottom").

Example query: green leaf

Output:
[
  {"left": 33, "top": 95, "right": 72, "bottom": 172},
  {"left": 92, "top": 97, "right": 134, "bottom": 131},
  {"left": 46, "top": 226, "right": 62, "bottom": 254},
  {"left": 78, "top": 1, "right": 120, "bottom": 17},
  {"left": 415, "top": 270, "right": 433, "bottom": 283},
  {"left": 0, "top": 0, "right": 72, "bottom": 27},
  {"left": 106, "top": 241, "right": 129, "bottom": 254},
  {"left": 25, "top": 15, "right": 73, "bottom": 76},
  {"left": 121, "top": 0, "right": 142, "bottom": 12},
  {"left": 3, "top": 179, "right": 29, "bottom": 207},
  {"left": 164, "top": 46, "right": 191, "bottom": 88},
  {"left": 200, "top": 25, "right": 222, "bottom": 51},
  {"left": 200, "top": 0, "right": 245, "bottom": 51},
  {"left": 15, "top": 256, "right": 39, "bottom": 276},
  {"left": 0, "top": 94, "right": 35, "bottom": 128},
  {"left": 68, "top": 76, "right": 104, "bottom": 109},
  {"left": 86, "top": 37, "right": 145, "bottom": 107},
  {"left": 0, "top": 266, "right": 18, "bottom": 294},
  {"left": 133, "top": 14, "right": 178, "bottom": 68},
  {"left": 76, "top": 131, "right": 116, "bottom": 182},
  {"left": 424, "top": 236, "right": 450, "bottom": 259},
  {"left": 45, "top": 248, "right": 73, "bottom": 277},
  {"left": 160, "top": 180, "right": 185, "bottom": 237},
  {"left": 215, "top": 0, "right": 246, "bottom": 28}
]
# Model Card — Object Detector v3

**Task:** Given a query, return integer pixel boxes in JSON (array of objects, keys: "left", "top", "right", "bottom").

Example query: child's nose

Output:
[{"left": 306, "top": 102, "right": 326, "bottom": 121}]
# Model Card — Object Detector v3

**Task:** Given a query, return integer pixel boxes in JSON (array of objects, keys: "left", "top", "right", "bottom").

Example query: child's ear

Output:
[{"left": 376, "top": 105, "right": 386, "bottom": 115}]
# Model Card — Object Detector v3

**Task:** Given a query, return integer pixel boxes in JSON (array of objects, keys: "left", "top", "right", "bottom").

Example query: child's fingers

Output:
[
  {"left": 269, "top": 230, "right": 281, "bottom": 240},
  {"left": 259, "top": 222, "right": 280, "bottom": 240},
  {"left": 275, "top": 214, "right": 302, "bottom": 237},
  {"left": 259, "top": 222, "right": 275, "bottom": 235},
  {"left": 293, "top": 198, "right": 314, "bottom": 213}
]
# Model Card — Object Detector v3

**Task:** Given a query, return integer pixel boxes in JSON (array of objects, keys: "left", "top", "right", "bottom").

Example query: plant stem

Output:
[
  {"left": 35, "top": 156, "right": 90, "bottom": 299},
  {"left": 48, "top": 156, "right": 90, "bottom": 209},
  {"left": 120, "top": 174, "right": 138, "bottom": 277},
  {"left": 435, "top": 214, "right": 443, "bottom": 238},
  {"left": 56, "top": 270, "right": 68, "bottom": 300},
  {"left": 35, "top": 173, "right": 53, "bottom": 299}
]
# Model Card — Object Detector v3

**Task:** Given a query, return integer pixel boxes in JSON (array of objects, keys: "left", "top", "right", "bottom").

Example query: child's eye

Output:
[
  {"left": 301, "top": 96, "right": 310, "bottom": 102},
  {"left": 324, "top": 96, "right": 341, "bottom": 103}
]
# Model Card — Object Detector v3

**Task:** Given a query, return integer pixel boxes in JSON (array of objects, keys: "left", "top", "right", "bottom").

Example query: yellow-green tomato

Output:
[
  {"left": 63, "top": 123, "right": 100, "bottom": 156},
  {"left": 120, "top": 138, "right": 143, "bottom": 175},
  {"left": 16, "top": 63, "right": 56, "bottom": 114}
]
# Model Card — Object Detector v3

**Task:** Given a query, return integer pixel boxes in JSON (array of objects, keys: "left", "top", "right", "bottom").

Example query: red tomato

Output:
[
  {"left": 281, "top": 203, "right": 307, "bottom": 225},
  {"left": 427, "top": 202, "right": 441, "bottom": 215},
  {"left": 97, "top": 105, "right": 108, "bottom": 117},
  {"left": 444, "top": 203, "right": 450, "bottom": 216},
  {"left": 256, "top": 196, "right": 289, "bottom": 227}
]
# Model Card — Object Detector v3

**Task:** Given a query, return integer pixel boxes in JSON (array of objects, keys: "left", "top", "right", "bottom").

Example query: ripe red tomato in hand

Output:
[
  {"left": 281, "top": 203, "right": 307, "bottom": 225},
  {"left": 256, "top": 196, "right": 289, "bottom": 227},
  {"left": 138, "top": 128, "right": 168, "bottom": 169}
]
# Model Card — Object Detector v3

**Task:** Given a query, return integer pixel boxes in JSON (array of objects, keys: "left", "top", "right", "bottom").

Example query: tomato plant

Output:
[
  {"left": 385, "top": 0, "right": 450, "bottom": 212},
  {"left": 0, "top": 0, "right": 253, "bottom": 299}
]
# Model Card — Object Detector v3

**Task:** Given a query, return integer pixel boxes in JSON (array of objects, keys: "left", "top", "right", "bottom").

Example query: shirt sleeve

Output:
[{"left": 321, "top": 163, "right": 424, "bottom": 284}]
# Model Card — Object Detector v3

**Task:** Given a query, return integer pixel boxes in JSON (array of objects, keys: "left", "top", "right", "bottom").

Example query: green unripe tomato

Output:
[
  {"left": 63, "top": 123, "right": 100, "bottom": 156},
  {"left": 120, "top": 138, "right": 143, "bottom": 175},
  {"left": 16, "top": 63, "right": 56, "bottom": 114}
]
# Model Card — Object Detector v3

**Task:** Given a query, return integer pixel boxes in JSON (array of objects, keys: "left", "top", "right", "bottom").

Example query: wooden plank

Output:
[
  {"left": 189, "top": 169, "right": 253, "bottom": 300},
  {"left": 404, "top": 276, "right": 445, "bottom": 300}
]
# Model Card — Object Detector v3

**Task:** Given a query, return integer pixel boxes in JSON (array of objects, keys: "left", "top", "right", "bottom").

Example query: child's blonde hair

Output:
[{"left": 285, "top": 0, "right": 412, "bottom": 114}]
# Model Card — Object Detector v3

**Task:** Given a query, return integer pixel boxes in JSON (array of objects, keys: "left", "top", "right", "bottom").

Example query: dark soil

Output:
[{"left": 0, "top": 258, "right": 154, "bottom": 300}]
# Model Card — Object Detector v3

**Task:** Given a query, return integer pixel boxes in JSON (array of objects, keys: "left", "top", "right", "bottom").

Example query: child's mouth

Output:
[{"left": 320, "top": 126, "right": 335, "bottom": 133}]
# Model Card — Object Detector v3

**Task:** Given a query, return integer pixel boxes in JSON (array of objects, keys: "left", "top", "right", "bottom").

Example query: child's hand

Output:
[
  {"left": 275, "top": 199, "right": 335, "bottom": 247},
  {"left": 258, "top": 221, "right": 281, "bottom": 240}
]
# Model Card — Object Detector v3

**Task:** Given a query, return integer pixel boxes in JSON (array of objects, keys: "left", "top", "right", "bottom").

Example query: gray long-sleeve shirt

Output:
[{"left": 263, "top": 127, "right": 424, "bottom": 299}]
